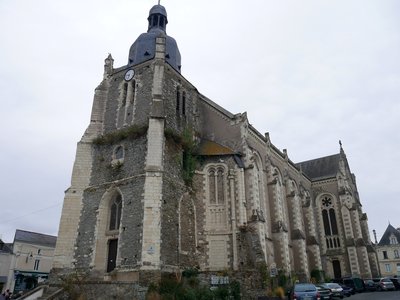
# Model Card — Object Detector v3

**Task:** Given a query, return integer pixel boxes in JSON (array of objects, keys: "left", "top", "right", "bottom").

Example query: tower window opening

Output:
[
  {"left": 152, "top": 15, "right": 158, "bottom": 27},
  {"left": 182, "top": 91, "right": 186, "bottom": 115},
  {"left": 159, "top": 16, "right": 165, "bottom": 28},
  {"left": 121, "top": 83, "right": 128, "bottom": 106},
  {"left": 130, "top": 80, "right": 136, "bottom": 105},
  {"left": 176, "top": 87, "right": 180, "bottom": 112}
]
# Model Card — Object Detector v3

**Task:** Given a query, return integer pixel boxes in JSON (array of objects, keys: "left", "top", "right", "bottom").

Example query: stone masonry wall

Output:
[
  {"left": 160, "top": 138, "right": 188, "bottom": 267},
  {"left": 74, "top": 136, "right": 147, "bottom": 270},
  {"left": 163, "top": 66, "right": 197, "bottom": 134},
  {"left": 103, "top": 65, "right": 153, "bottom": 133},
  {"left": 90, "top": 136, "right": 147, "bottom": 186}
]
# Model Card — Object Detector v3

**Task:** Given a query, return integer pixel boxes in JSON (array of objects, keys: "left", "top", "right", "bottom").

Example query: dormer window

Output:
[{"left": 390, "top": 235, "right": 398, "bottom": 244}]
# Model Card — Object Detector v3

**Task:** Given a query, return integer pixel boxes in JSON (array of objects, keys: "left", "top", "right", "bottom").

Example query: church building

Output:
[{"left": 52, "top": 3, "right": 379, "bottom": 298}]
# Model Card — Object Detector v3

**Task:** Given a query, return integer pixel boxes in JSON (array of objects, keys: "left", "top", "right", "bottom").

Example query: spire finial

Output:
[
  {"left": 158, "top": 0, "right": 161, "bottom": 4},
  {"left": 339, "top": 140, "right": 345, "bottom": 155}
]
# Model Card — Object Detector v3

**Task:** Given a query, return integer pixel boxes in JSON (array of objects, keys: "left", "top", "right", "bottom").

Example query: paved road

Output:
[{"left": 346, "top": 290, "right": 400, "bottom": 300}]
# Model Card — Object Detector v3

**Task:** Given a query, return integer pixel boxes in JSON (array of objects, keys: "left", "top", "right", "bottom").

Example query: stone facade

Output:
[{"left": 52, "top": 4, "right": 378, "bottom": 299}]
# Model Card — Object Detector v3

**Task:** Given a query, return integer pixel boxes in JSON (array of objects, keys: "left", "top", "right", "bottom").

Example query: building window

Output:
[
  {"left": 383, "top": 251, "right": 388, "bottom": 259},
  {"left": 37, "top": 249, "right": 41, "bottom": 255},
  {"left": 390, "top": 236, "right": 398, "bottom": 244},
  {"left": 394, "top": 249, "right": 399, "bottom": 258},
  {"left": 385, "top": 263, "right": 391, "bottom": 272},
  {"left": 34, "top": 259, "right": 40, "bottom": 271},
  {"left": 109, "top": 194, "right": 122, "bottom": 231}
]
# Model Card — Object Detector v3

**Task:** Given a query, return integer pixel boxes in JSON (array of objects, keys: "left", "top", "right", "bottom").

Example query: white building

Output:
[
  {"left": 376, "top": 224, "right": 400, "bottom": 277},
  {"left": 6, "top": 230, "right": 56, "bottom": 294}
]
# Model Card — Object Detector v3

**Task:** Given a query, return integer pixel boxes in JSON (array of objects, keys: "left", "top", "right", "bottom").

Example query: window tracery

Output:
[
  {"left": 109, "top": 194, "right": 122, "bottom": 231},
  {"left": 320, "top": 195, "right": 340, "bottom": 249},
  {"left": 206, "top": 165, "right": 227, "bottom": 230}
]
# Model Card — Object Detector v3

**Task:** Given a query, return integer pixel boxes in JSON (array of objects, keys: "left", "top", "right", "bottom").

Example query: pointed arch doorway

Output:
[{"left": 107, "top": 239, "right": 118, "bottom": 272}]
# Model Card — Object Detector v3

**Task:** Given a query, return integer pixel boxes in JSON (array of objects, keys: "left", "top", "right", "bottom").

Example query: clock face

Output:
[{"left": 124, "top": 69, "right": 135, "bottom": 81}]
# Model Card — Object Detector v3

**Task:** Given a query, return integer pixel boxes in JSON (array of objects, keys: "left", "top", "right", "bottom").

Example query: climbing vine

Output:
[{"left": 165, "top": 127, "right": 198, "bottom": 186}]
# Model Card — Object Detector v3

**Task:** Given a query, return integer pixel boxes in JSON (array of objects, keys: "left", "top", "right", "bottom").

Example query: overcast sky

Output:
[{"left": 0, "top": 0, "right": 399, "bottom": 244}]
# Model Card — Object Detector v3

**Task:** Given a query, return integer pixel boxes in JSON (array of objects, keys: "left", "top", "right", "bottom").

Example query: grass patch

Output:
[{"left": 93, "top": 124, "right": 148, "bottom": 145}]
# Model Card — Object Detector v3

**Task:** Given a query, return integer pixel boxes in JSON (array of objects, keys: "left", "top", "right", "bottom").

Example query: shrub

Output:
[{"left": 274, "top": 286, "right": 285, "bottom": 299}]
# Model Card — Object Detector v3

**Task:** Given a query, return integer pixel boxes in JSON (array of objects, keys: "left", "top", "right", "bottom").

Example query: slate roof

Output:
[
  {"left": 14, "top": 229, "right": 57, "bottom": 248},
  {"left": 0, "top": 240, "right": 13, "bottom": 253},
  {"left": 378, "top": 224, "right": 400, "bottom": 246},
  {"left": 297, "top": 154, "right": 341, "bottom": 180}
]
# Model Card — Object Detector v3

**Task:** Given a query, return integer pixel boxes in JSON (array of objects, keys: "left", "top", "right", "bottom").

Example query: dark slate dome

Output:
[{"left": 128, "top": 4, "right": 181, "bottom": 72}]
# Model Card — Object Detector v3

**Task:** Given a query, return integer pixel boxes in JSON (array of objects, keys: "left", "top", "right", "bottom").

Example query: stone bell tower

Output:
[{"left": 53, "top": 3, "right": 192, "bottom": 288}]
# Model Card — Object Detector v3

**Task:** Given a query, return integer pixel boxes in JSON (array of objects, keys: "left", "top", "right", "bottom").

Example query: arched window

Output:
[
  {"left": 216, "top": 168, "right": 224, "bottom": 204},
  {"left": 114, "top": 146, "right": 124, "bottom": 160},
  {"left": 329, "top": 208, "right": 338, "bottom": 234},
  {"left": 130, "top": 80, "right": 136, "bottom": 105},
  {"left": 322, "top": 210, "right": 331, "bottom": 235},
  {"left": 321, "top": 195, "right": 340, "bottom": 249},
  {"left": 206, "top": 165, "right": 227, "bottom": 231},
  {"left": 159, "top": 16, "right": 165, "bottom": 28},
  {"left": 182, "top": 91, "right": 186, "bottom": 115},
  {"left": 208, "top": 167, "right": 225, "bottom": 205},
  {"left": 152, "top": 15, "right": 158, "bottom": 27},
  {"left": 322, "top": 207, "right": 338, "bottom": 235},
  {"left": 109, "top": 194, "right": 122, "bottom": 231},
  {"left": 394, "top": 249, "right": 399, "bottom": 258},
  {"left": 176, "top": 86, "right": 180, "bottom": 112},
  {"left": 208, "top": 169, "right": 216, "bottom": 204},
  {"left": 121, "top": 83, "right": 128, "bottom": 106}
]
